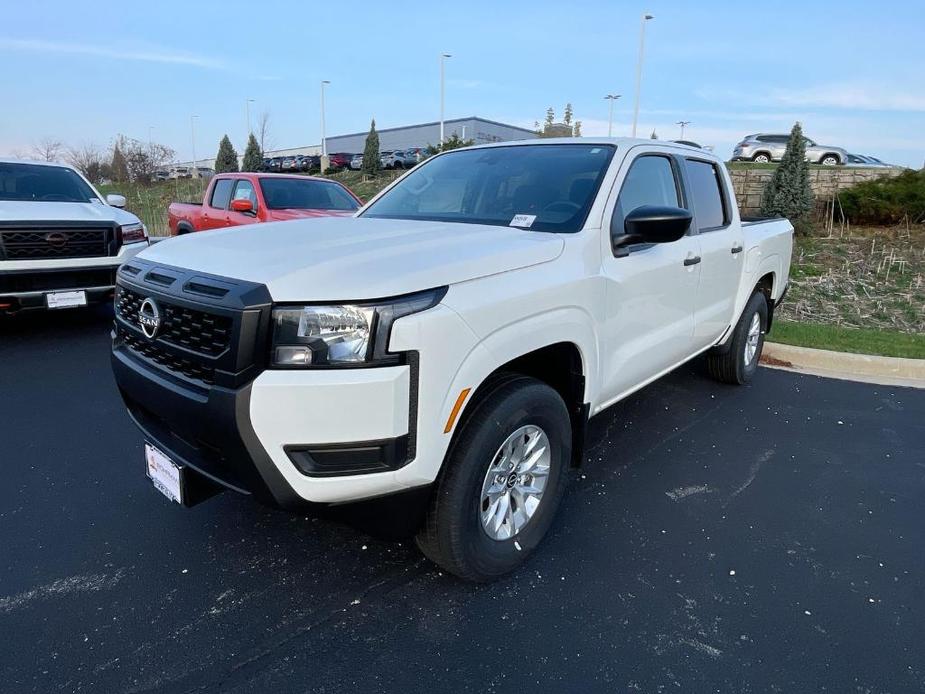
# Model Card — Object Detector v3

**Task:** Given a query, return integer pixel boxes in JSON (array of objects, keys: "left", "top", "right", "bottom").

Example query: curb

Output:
[{"left": 762, "top": 342, "right": 925, "bottom": 389}]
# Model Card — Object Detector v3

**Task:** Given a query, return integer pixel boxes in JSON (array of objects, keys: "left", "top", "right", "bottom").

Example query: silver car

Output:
[{"left": 733, "top": 133, "right": 848, "bottom": 165}]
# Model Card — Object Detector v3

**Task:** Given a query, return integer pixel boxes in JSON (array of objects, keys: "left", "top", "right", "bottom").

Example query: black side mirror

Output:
[{"left": 612, "top": 204, "right": 692, "bottom": 254}]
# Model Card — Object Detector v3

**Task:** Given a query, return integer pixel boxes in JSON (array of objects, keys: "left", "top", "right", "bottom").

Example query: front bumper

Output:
[
  {"left": 110, "top": 260, "right": 417, "bottom": 508},
  {"left": 0, "top": 242, "right": 147, "bottom": 313}
]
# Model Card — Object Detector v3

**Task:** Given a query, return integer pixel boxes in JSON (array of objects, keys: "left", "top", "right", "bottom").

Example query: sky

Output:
[{"left": 1, "top": 0, "right": 923, "bottom": 167}]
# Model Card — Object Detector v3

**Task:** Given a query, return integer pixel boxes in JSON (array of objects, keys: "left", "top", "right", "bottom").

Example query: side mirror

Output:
[
  {"left": 230, "top": 198, "right": 254, "bottom": 214},
  {"left": 612, "top": 204, "right": 691, "bottom": 253},
  {"left": 106, "top": 194, "right": 126, "bottom": 208}
]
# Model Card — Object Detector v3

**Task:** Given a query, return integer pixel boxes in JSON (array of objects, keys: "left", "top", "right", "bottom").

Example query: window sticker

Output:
[{"left": 510, "top": 214, "right": 537, "bottom": 228}]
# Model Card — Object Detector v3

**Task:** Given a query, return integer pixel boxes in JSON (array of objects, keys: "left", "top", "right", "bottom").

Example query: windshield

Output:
[
  {"left": 361, "top": 143, "right": 616, "bottom": 232},
  {"left": 0, "top": 162, "right": 99, "bottom": 203},
  {"left": 259, "top": 177, "right": 359, "bottom": 211}
]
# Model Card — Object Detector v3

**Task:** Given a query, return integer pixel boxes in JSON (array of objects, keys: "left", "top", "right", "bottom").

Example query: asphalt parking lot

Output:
[{"left": 1, "top": 307, "right": 923, "bottom": 694}]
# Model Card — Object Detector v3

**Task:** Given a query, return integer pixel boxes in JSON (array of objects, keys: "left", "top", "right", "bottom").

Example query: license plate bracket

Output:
[
  {"left": 46, "top": 290, "right": 87, "bottom": 309},
  {"left": 145, "top": 443, "right": 184, "bottom": 504}
]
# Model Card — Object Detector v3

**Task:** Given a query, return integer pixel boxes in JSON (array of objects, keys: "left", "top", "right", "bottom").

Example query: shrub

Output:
[
  {"left": 840, "top": 169, "right": 925, "bottom": 224},
  {"left": 215, "top": 135, "right": 239, "bottom": 173},
  {"left": 362, "top": 119, "right": 381, "bottom": 177},
  {"left": 241, "top": 134, "right": 262, "bottom": 172},
  {"left": 761, "top": 122, "right": 814, "bottom": 231}
]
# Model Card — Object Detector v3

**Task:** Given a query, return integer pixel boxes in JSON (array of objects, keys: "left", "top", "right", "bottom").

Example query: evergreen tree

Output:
[
  {"left": 544, "top": 107, "right": 555, "bottom": 129},
  {"left": 215, "top": 135, "right": 239, "bottom": 173},
  {"left": 242, "top": 134, "right": 263, "bottom": 172},
  {"left": 760, "top": 122, "right": 814, "bottom": 229},
  {"left": 110, "top": 143, "right": 128, "bottom": 183},
  {"left": 362, "top": 119, "right": 381, "bottom": 176},
  {"left": 563, "top": 103, "right": 573, "bottom": 126},
  {"left": 573, "top": 121, "right": 582, "bottom": 137}
]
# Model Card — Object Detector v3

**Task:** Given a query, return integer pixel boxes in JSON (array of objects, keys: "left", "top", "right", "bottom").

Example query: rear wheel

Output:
[
  {"left": 751, "top": 152, "right": 771, "bottom": 163},
  {"left": 416, "top": 376, "right": 571, "bottom": 582},
  {"left": 706, "top": 291, "right": 768, "bottom": 385}
]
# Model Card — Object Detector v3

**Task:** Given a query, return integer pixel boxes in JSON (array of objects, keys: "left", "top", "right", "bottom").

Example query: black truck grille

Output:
[
  {"left": 117, "top": 326, "right": 218, "bottom": 385},
  {"left": 117, "top": 287, "right": 232, "bottom": 356},
  {"left": 0, "top": 227, "right": 112, "bottom": 259},
  {"left": 116, "top": 286, "right": 235, "bottom": 385}
]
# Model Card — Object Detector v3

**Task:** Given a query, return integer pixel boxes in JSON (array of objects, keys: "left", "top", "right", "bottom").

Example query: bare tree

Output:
[
  {"left": 67, "top": 142, "right": 107, "bottom": 183},
  {"left": 114, "top": 135, "right": 175, "bottom": 183},
  {"left": 31, "top": 137, "right": 65, "bottom": 162},
  {"left": 257, "top": 111, "right": 273, "bottom": 153}
]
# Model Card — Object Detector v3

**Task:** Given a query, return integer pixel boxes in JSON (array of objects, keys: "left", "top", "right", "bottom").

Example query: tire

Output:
[
  {"left": 394, "top": 161, "right": 403, "bottom": 170},
  {"left": 416, "top": 376, "right": 572, "bottom": 582},
  {"left": 706, "top": 291, "right": 769, "bottom": 385},
  {"left": 820, "top": 154, "right": 839, "bottom": 166},
  {"left": 751, "top": 153, "right": 771, "bottom": 163}
]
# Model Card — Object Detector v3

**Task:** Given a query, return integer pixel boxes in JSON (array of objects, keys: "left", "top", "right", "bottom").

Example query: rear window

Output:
[
  {"left": 685, "top": 160, "right": 727, "bottom": 230},
  {"left": 259, "top": 178, "right": 359, "bottom": 211},
  {"left": 210, "top": 179, "right": 234, "bottom": 209},
  {"left": 0, "top": 162, "right": 98, "bottom": 203}
]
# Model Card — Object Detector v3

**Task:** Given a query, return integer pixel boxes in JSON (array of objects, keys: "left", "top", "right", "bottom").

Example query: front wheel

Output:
[
  {"left": 706, "top": 291, "right": 769, "bottom": 385},
  {"left": 417, "top": 376, "right": 571, "bottom": 582}
]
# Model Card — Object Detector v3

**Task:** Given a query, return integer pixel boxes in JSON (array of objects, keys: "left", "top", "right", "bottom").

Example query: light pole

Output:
[
  {"left": 676, "top": 120, "right": 691, "bottom": 140},
  {"left": 246, "top": 98, "right": 255, "bottom": 138},
  {"left": 631, "top": 13, "right": 653, "bottom": 138},
  {"left": 320, "top": 80, "right": 330, "bottom": 157},
  {"left": 190, "top": 115, "right": 198, "bottom": 167},
  {"left": 440, "top": 53, "right": 451, "bottom": 144},
  {"left": 604, "top": 94, "right": 621, "bottom": 137}
]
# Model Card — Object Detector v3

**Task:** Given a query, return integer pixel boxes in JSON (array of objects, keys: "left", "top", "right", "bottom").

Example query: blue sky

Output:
[{"left": 2, "top": 0, "right": 923, "bottom": 167}]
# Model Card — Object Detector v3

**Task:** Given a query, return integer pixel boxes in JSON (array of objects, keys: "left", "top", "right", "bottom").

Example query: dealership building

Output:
[{"left": 181, "top": 116, "right": 536, "bottom": 169}]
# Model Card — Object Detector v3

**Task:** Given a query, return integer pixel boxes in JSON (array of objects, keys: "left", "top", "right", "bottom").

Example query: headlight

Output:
[
  {"left": 270, "top": 287, "right": 446, "bottom": 368},
  {"left": 121, "top": 222, "right": 147, "bottom": 244}
]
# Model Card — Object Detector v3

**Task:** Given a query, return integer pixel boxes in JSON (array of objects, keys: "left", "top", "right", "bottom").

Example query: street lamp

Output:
[
  {"left": 440, "top": 53, "right": 452, "bottom": 144},
  {"left": 190, "top": 115, "right": 199, "bottom": 166},
  {"left": 676, "top": 120, "right": 691, "bottom": 140},
  {"left": 604, "top": 94, "right": 621, "bottom": 137},
  {"left": 320, "top": 80, "right": 330, "bottom": 157},
  {"left": 246, "top": 98, "right": 255, "bottom": 138},
  {"left": 631, "top": 12, "right": 653, "bottom": 138}
]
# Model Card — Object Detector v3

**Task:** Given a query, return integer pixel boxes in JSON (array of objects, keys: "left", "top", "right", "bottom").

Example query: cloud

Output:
[{"left": 0, "top": 37, "right": 225, "bottom": 70}]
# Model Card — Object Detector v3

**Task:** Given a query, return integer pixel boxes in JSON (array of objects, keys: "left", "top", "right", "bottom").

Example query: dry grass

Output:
[{"left": 780, "top": 223, "right": 925, "bottom": 334}]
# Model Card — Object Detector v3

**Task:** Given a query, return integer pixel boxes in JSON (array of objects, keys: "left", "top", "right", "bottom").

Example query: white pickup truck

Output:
[
  {"left": 0, "top": 159, "right": 149, "bottom": 313},
  {"left": 111, "top": 138, "right": 792, "bottom": 581}
]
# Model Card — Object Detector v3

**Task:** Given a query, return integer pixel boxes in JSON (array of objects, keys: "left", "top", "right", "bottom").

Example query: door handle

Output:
[
  {"left": 731, "top": 245, "right": 743, "bottom": 254},
  {"left": 683, "top": 256, "right": 702, "bottom": 266}
]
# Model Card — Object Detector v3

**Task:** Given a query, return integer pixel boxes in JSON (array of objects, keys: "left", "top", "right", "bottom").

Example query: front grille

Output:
[
  {"left": 0, "top": 227, "right": 112, "bottom": 259},
  {"left": 117, "top": 325, "right": 217, "bottom": 385},
  {"left": 0, "top": 268, "right": 116, "bottom": 293},
  {"left": 116, "top": 287, "right": 232, "bottom": 356}
]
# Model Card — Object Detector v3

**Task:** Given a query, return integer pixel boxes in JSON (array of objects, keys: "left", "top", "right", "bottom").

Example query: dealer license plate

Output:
[
  {"left": 145, "top": 444, "right": 183, "bottom": 504},
  {"left": 45, "top": 290, "right": 87, "bottom": 309}
]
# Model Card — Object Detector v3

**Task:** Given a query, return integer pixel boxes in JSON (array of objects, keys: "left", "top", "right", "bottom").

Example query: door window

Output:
[
  {"left": 232, "top": 179, "right": 258, "bottom": 210},
  {"left": 209, "top": 179, "right": 234, "bottom": 209},
  {"left": 615, "top": 155, "right": 681, "bottom": 224},
  {"left": 684, "top": 160, "right": 727, "bottom": 231}
]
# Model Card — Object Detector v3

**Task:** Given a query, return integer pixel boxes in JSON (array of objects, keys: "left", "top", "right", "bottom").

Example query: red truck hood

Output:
[{"left": 265, "top": 209, "right": 356, "bottom": 222}]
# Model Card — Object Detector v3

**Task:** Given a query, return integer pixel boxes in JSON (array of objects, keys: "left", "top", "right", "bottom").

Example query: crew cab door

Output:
[
  {"left": 201, "top": 178, "right": 234, "bottom": 230},
  {"left": 227, "top": 179, "right": 261, "bottom": 226},
  {"left": 679, "top": 157, "right": 743, "bottom": 347},
  {"left": 598, "top": 149, "right": 701, "bottom": 404}
]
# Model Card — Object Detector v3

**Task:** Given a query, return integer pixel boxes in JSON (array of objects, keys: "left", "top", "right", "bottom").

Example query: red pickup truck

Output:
[{"left": 167, "top": 172, "right": 362, "bottom": 235}]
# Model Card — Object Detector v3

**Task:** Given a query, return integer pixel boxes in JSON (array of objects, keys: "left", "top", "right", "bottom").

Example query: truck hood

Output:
[
  {"left": 139, "top": 217, "right": 565, "bottom": 301},
  {"left": 0, "top": 200, "right": 141, "bottom": 225}
]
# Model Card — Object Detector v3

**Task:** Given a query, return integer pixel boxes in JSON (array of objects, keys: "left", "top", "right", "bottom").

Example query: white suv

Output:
[{"left": 0, "top": 160, "right": 148, "bottom": 313}]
